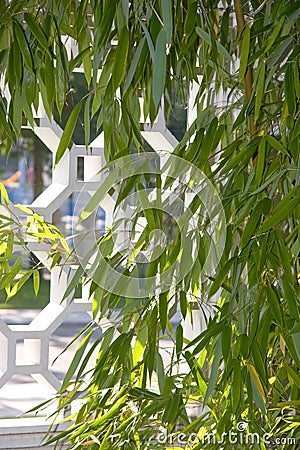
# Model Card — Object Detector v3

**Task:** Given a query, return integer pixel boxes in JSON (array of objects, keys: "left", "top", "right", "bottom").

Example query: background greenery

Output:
[
  {"left": 0, "top": 0, "right": 299, "bottom": 449},
  {"left": 0, "top": 276, "right": 49, "bottom": 309}
]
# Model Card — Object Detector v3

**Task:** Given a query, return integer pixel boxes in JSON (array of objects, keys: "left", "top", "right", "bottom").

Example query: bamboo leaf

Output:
[
  {"left": 160, "top": 0, "right": 172, "bottom": 44},
  {"left": 231, "top": 359, "right": 241, "bottom": 413},
  {"left": 247, "top": 364, "right": 267, "bottom": 416},
  {"left": 159, "top": 292, "right": 168, "bottom": 332},
  {"left": 239, "top": 26, "right": 250, "bottom": 82},
  {"left": 152, "top": 29, "right": 167, "bottom": 109},
  {"left": 265, "top": 134, "right": 289, "bottom": 156},
  {"left": 0, "top": 182, "right": 9, "bottom": 205},
  {"left": 255, "top": 137, "right": 266, "bottom": 185},
  {"left": 284, "top": 64, "right": 296, "bottom": 116},
  {"left": 260, "top": 186, "right": 300, "bottom": 233},
  {"left": 204, "top": 336, "right": 222, "bottom": 405},
  {"left": 112, "top": 27, "right": 129, "bottom": 90},
  {"left": 123, "top": 37, "right": 146, "bottom": 93},
  {"left": 196, "top": 27, "right": 230, "bottom": 60},
  {"left": 13, "top": 21, "right": 33, "bottom": 71},
  {"left": 266, "top": 287, "right": 283, "bottom": 325},
  {"left": 33, "top": 270, "right": 40, "bottom": 296},
  {"left": 254, "top": 62, "right": 265, "bottom": 122},
  {"left": 55, "top": 49, "right": 66, "bottom": 116},
  {"left": 24, "top": 13, "right": 51, "bottom": 55},
  {"left": 246, "top": 362, "right": 265, "bottom": 400},
  {"left": 221, "top": 324, "right": 232, "bottom": 362},
  {"left": 176, "top": 324, "right": 183, "bottom": 355},
  {"left": 80, "top": 170, "right": 119, "bottom": 221},
  {"left": 84, "top": 96, "right": 91, "bottom": 148},
  {"left": 55, "top": 101, "right": 82, "bottom": 165},
  {"left": 179, "top": 290, "right": 187, "bottom": 319},
  {"left": 62, "top": 330, "right": 94, "bottom": 389}
]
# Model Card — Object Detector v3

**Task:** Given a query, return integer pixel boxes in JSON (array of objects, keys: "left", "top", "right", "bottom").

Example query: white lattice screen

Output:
[{"left": 0, "top": 96, "right": 184, "bottom": 416}]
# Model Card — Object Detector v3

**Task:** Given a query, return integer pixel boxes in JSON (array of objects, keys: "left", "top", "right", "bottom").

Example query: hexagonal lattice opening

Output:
[{"left": 16, "top": 338, "right": 42, "bottom": 366}]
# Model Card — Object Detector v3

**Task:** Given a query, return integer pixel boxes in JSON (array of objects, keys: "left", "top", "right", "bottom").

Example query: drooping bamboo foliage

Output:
[{"left": 0, "top": 1, "right": 299, "bottom": 449}]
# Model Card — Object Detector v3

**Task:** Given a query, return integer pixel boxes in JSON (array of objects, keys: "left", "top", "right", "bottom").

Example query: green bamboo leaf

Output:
[
  {"left": 160, "top": 0, "right": 172, "bottom": 43},
  {"left": 13, "top": 21, "right": 33, "bottom": 71},
  {"left": 246, "top": 362, "right": 266, "bottom": 401},
  {"left": 162, "top": 393, "right": 181, "bottom": 425},
  {"left": 252, "top": 340, "right": 267, "bottom": 386},
  {"left": 185, "top": 128, "right": 205, "bottom": 162},
  {"left": 282, "top": 334, "right": 300, "bottom": 365},
  {"left": 44, "top": 54, "right": 55, "bottom": 110},
  {"left": 260, "top": 186, "right": 300, "bottom": 233},
  {"left": 82, "top": 42, "right": 92, "bottom": 88},
  {"left": 176, "top": 324, "right": 183, "bottom": 355},
  {"left": 55, "top": 49, "right": 66, "bottom": 116},
  {"left": 239, "top": 26, "right": 250, "bottom": 82},
  {"left": 266, "top": 287, "right": 283, "bottom": 325},
  {"left": 156, "top": 352, "right": 165, "bottom": 394},
  {"left": 12, "top": 89, "right": 22, "bottom": 137},
  {"left": 241, "top": 207, "right": 261, "bottom": 247},
  {"left": 23, "top": 66, "right": 36, "bottom": 106},
  {"left": 123, "top": 37, "right": 146, "bottom": 93},
  {"left": 33, "top": 270, "right": 40, "bottom": 296},
  {"left": 139, "top": 19, "right": 155, "bottom": 62},
  {"left": 62, "top": 330, "right": 93, "bottom": 389},
  {"left": 255, "top": 137, "right": 266, "bottom": 185},
  {"left": 55, "top": 101, "right": 82, "bottom": 165},
  {"left": 159, "top": 292, "right": 168, "bottom": 332},
  {"left": 274, "top": 230, "right": 295, "bottom": 285},
  {"left": 204, "top": 336, "right": 222, "bottom": 405},
  {"left": 184, "top": 351, "right": 207, "bottom": 397},
  {"left": 263, "top": 16, "right": 285, "bottom": 54},
  {"left": 8, "top": 272, "right": 32, "bottom": 298},
  {"left": 292, "top": 333, "right": 300, "bottom": 362},
  {"left": 284, "top": 64, "right": 296, "bottom": 116},
  {"left": 184, "top": 1, "right": 197, "bottom": 37},
  {"left": 136, "top": 185, "right": 156, "bottom": 230},
  {"left": 179, "top": 290, "right": 187, "bottom": 319},
  {"left": 221, "top": 324, "right": 232, "bottom": 362},
  {"left": 80, "top": 170, "right": 119, "bottom": 221},
  {"left": 24, "top": 13, "right": 51, "bottom": 55},
  {"left": 115, "top": 175, "right": 139, "bottom": 209},
  {"left": 231, "top": 359, "right": 241, "bottom": 413},
  {"left": 254, "top": 62, "right": 265, "bottom": 122},
  {"left": 69, "top": 46, "right": 91, "bottom": 73},
  {"left": 84, "top": 96, "right": 91, "bottom": 148},
  {"left": 282, "top": 278, "right": 299, "bottom": 321},
  {"left": 249, "top": 368, "right": 267, "bottom": 415},
  {"left": 0, "top": 101, "right": 12, "bottom": 138},
  {"left": 152, "top": 29, "right": 167, "bottom": 109},
  {"left": 112, "top": 27, "right": 129, "bottom": 90},
  {"left": 37, "top": 76, "right": 51, "bottom": 120},
  {"left": 208, "top": 258, "right": 233, "bottom": 298},
  {"left": 196, "top": 26, "right": 230, "bottom": 60},
  {"left": 196, "top": 118, "right": 218, "bottom": 168},
  {"left": 294, "top": 61, "right": 300, "bottom": 99},
  {"left": 265, "top": 134, "right": 289, "bottom": 156},
  {"left": 286, "top": 365, "right": 300, "bottom": 388}
]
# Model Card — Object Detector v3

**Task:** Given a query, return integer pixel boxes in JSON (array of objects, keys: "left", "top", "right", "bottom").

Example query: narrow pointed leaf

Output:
[{"left": 55, "top": 101, "right": 82, "bottom": 165}]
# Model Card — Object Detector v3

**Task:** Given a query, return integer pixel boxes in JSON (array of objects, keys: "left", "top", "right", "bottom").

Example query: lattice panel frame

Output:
[{"left": 0, "top": 102, "right": 180, "bottom": 397}]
